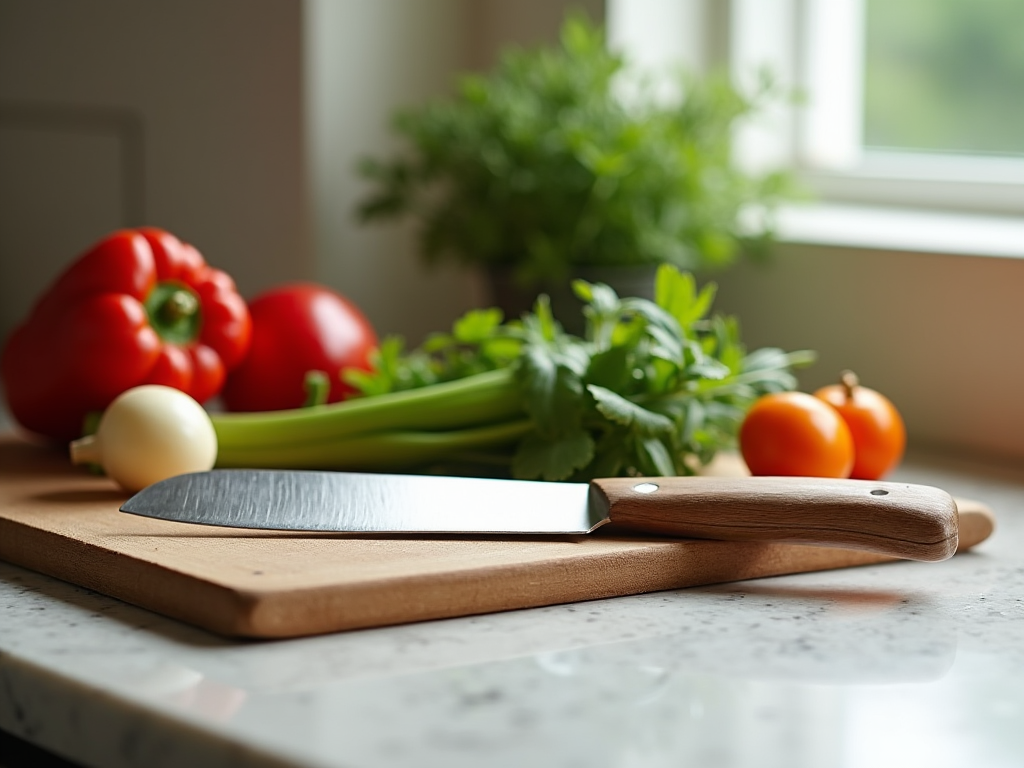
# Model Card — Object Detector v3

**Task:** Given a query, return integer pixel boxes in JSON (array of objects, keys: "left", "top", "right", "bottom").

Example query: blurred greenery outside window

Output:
[
  {"left": 864, "top": 0, "right": 1024, "bottom": 158},
  {"left": 728, "top": 0, "right": 1024, "bottom": 217}
]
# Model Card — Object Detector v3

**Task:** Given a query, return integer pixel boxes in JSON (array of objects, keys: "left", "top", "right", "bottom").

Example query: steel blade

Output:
[{"left": 121, "top": 469, "right": 607, "bottom": 534}]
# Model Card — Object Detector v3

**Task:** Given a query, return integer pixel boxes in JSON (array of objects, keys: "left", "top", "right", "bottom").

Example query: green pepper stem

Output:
[
  {"left": 145, "top": 282, "right": 202, "bottom": 344},
  {"left": 162, "top": 289, "right": 199, "bottom": 322}
]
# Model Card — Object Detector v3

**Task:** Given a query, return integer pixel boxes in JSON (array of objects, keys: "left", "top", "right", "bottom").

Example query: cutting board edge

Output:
[
  {"left": 0, "top": 516, "right": 258, "bottom": 637},
  {"left": 230, "top": 540, "right": 896, "bottom": 639},
  {"left": 1, "top": 504, "right": 995, "bottom": 640},
  {"left": 0, "top": 514, "right": 887, "bottom": 639},
  {"left": 138, "top": 503, "right": 998, "bottom": 638}
]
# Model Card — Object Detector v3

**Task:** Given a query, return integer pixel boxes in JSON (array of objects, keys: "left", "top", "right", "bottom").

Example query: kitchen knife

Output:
[{"left": 120, "top": 469, "right": 959, "bottom": 562}]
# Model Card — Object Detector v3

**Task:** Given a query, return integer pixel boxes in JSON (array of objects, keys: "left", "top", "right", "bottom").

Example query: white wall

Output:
[
  {"left": 0, "top": 0, "right": 309, "bottom": 345},
  {"left": 304, "top": 0, "right": 477, "bottom": 344},
  {"left": 304, "top": 0, "right": 604, "bottom": 343},
  {"left": 607, "top": 0, "right": 715, "bottom": 73}
]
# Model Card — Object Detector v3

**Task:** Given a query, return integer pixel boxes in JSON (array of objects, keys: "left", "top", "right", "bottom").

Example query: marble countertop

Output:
[{"left": 2, "top": 450, "right": 1023, "bottom": 768}]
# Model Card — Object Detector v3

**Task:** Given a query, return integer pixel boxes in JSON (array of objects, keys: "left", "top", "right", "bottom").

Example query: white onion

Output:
[{"left": 69, "top": 385, "right": 218, "bottom": 492}]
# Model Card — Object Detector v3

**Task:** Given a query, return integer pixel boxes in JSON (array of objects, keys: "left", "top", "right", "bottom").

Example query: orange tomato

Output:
[
  {"left": 739, "top": 391, "right": 855, "bottom": 478},
  {"left": 814, "top": 371, "right": 906, "bottom": 480}
]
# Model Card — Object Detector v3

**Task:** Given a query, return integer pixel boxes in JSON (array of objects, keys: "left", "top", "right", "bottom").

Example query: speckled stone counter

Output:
[{"left": 2, "top": 451, "right": 1023, "bottom": 768}]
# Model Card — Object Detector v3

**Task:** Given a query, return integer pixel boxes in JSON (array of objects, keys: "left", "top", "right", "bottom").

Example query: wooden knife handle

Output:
[{"left": 589, "top": 476, "right": 959, "bottom": 562}]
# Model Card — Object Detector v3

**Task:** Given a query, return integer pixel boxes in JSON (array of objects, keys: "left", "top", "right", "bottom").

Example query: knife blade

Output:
[{"left": 120, "top": 469, "right": 960, "bottom": 562}]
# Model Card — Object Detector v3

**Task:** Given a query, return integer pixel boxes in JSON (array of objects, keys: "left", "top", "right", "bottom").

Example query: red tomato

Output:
[
  {"left": 814, "top": 371, "right": 906, "bottom": 480},
  {"left": 221, "top": 283, "right": 377, "bottom": 412},
  {"left": 739, "top": 391, "right": 855, "bottom": 478}
]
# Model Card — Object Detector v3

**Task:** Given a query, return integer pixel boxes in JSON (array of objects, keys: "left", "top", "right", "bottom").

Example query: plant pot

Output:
[{"left": 486, "top": 264, "right": 660, "bottom": 336}]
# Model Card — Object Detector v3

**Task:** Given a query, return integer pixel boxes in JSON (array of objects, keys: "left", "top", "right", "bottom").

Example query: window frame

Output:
[{"left": 729, "top": 0, "right": 1024, "bottom": 216}]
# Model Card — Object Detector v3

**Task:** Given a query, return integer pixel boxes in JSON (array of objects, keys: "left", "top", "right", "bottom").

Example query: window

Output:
[
  {"left": 731, "top": 0, "right": 1024, "bottom": 216},
  {"left": 864, "top": 0, "right": 1024, "bottom": 159}
]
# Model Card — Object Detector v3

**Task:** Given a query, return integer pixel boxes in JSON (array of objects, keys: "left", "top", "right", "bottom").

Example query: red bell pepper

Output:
[{"left": 1, "top": 227, "right": 251, "bottom": 441}]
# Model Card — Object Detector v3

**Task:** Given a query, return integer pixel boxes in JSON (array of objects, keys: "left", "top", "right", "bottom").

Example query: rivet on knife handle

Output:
[{"left": 589, "top": 476, "right": 959, "bottom": 562}]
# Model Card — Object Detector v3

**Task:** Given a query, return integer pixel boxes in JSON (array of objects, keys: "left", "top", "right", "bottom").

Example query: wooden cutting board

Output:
[{"left": 0, "top": 435, "right": 995, "bottom": 639}]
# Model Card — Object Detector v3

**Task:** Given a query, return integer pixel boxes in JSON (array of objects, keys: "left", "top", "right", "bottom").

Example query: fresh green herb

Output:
[
  {"left": 214, "top": 268, "right": 806, "bottom": 479},
  {"left": 212, "top": 266, "right": 811, "bottom": 480},
  {"left": 356, "top": 14, "right": 792, "bottom": 287}
]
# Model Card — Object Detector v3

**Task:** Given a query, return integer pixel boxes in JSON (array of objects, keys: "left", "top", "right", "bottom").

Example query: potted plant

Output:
[{"left": 356, "top": 14, "right": 789, "bottom": 325}]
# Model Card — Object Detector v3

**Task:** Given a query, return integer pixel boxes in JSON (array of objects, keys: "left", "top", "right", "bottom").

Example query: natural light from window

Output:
[
  {"left": 864, "top": 0, "right": 1024, "bottom": 159},
  {"left": 701, "top": 0, "right": 1024, "bottom": 251}
]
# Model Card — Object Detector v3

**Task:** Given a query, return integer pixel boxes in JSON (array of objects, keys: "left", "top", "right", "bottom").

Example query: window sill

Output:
[{"left": 769, "top": 203, "right": 1024, "bottom": 259}]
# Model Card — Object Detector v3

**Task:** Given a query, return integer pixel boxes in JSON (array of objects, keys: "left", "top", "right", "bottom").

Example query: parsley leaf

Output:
[{"left": 349, "top": 264, "right": 814, "bottom": 481}]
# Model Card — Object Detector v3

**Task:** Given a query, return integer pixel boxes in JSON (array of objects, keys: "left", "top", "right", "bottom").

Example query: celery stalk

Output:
[
  {"left": 214, "top": 419, "right": 532, "bottom": 471},
  {"left": 211, "top": 369, "right": 521, "bottom": 450}
]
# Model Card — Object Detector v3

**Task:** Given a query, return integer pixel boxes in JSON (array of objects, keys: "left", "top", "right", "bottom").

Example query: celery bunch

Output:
[{"left": 211, "top": 266, "right": 813, "bottom": 481}]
